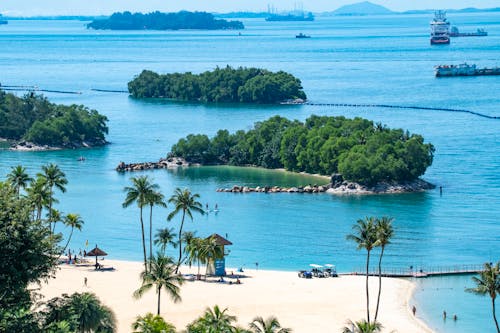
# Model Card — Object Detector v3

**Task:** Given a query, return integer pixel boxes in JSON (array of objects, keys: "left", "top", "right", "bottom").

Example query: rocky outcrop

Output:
[
  {"left": 6, "top": 139, "right": 107, "bottom": 151},
  {"left": 216, "top": 184, "right": 329, "bottom": 194},
  {"left": 116, "top": 157, "right": 191, "bottom": 172}
]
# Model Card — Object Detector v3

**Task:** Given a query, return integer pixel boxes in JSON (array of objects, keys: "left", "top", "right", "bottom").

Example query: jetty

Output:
[{"left": 344, "top": 264, "right": 483, "bottom": 278}]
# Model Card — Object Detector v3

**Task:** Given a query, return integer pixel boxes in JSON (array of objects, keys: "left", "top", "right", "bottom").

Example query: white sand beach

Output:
[{"left": 37, "top": 260, "right": 433, "bottom": 333}]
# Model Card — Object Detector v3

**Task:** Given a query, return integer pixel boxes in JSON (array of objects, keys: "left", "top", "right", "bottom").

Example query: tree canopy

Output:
[
  {"left": 87, "top": 11, "right": 244, "bottom": 30},
  {"left": 170, "top": 115, "right": 434, "bottom": 185},
  {"left": 0, "top": 90, "right": 108, "bottom": 148},
  {"left": 128, "top": 66, "right": 307, "bottom": 104}
]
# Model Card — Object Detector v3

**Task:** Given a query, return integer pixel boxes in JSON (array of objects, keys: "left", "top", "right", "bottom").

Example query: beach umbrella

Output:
[{"left": 85, "top": 245, "right": 108, "bottom": 266}]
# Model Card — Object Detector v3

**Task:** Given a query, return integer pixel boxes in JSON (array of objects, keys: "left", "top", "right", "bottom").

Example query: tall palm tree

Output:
[
  {"left": 60, "top": 213, "right": 84, "bottom": 256},
  {"left": 123, "top": 176, "right": 157, "bottom": 273},
  {"left": 374, "top": 216, "right": 394, "bottom": 322},
  {"left": 133, "top": 254, "right": 184, "bottom": 315},
  {"left": 66, "top": 292, "right": 116, "bottom": 333},
  {"left": 346, "top": 217, "right": 378, "bottom": 324},
  {"left": 154, "top": 227, "right": 177, "bottom": 255},
  {"left": 26, "top": 176, "right": 50, "bottom": 221},
  {"left": 466, "top": 261, "right": 500, "bottom": 333},
  {"left": 185, "top": 237, "right": 205, "bottom": 277},
  {"left": 7, "top": 165, "right": 32, "bottom": 198},
  {"left": 342, "top": 319, "right": 382, "bottom": 333},
  {"left": 132, "top": 313, "right": 176, "bottom": 333},
  {"left": 146, "top": 189, "right": 166, "bottom": 267},
  {"left": 249, "top": 316, "right": 292, "bottom": 333},
  {"left": 167, "top": 188, "right": 204, "bottom": 273},
  {"left": 38, "top": 163, "right": 67, "bottom": 225}
]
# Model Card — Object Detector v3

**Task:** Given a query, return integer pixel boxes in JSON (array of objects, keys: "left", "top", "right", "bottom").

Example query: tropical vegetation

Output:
[
  {"left": 466, "top": 261, "right": 500, "bottom": 333},
  {"left": 0, "top": 90, "right": 108, "bottom": 148},
  {"left": 132, "top": 313, "right": 176, "bottom": 333},
  {"left": 128, "top": 66, "right": 306, "bottom": 104},
  {"left": 170, "top": 115, "right": 434, "bottom": 186},
  {"left": 87, "top": 11, "right": 244, "bottom": 30}
]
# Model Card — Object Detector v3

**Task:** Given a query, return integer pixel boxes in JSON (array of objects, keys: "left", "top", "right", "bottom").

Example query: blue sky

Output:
[{"left": 1, "top": 0, "right": 499, "bottom": 16}]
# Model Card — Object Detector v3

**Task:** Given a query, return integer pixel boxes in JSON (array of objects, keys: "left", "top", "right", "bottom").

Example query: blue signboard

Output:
[{"left": 215, "top": 258, "right": 225, "bottom": 276}]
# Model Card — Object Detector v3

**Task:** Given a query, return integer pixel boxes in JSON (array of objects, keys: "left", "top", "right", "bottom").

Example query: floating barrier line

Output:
[
  {"left": 304, "top": 102, "right": 499, "bottom": 120},
  {"left": 1, "top": 87, "right": 81, "bottom": 95},
  {"left": 91, "top": 88, "right": 128, "bottom": 93}
]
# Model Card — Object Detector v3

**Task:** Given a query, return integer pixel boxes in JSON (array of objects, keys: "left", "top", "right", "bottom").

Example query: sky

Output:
[{"left": 1, "top": 0, "right": 499, "bottom": 16}]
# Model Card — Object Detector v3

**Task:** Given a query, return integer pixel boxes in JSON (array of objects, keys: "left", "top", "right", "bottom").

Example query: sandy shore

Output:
[{"left": 36, "top": 260, "right": 433, "bottom": 333}]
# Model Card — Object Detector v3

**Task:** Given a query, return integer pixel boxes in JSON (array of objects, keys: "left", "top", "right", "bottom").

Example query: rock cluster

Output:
[
  {"left": 116, "top": 157, "right": 190, "bottom": 172},
  {"left": 216, "top": 184, "right": 329, "bottom": 193}
]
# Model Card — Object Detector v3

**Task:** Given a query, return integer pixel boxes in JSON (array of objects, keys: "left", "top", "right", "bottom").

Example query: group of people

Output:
[{"left": 412, "top": 306, "right": 458, "bottom": 321}]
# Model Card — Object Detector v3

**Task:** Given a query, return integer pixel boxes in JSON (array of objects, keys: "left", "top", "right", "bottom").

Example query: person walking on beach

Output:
[
  {"left": 412, "top": 305, "right": 416, "bottom": 316},
  {"left": 84, "top": 277, "right": 87, "bottom": 287},
  {"left": 443, "top": 310, "right": 447, "bottom": 320}
]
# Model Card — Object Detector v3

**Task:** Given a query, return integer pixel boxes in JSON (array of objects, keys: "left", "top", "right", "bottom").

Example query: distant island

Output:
[
  {"left": 128, "top": 66, "right": 306, "bottom": 104},
  {"left": 330, "top": 1, "right": 394, "bottom": 16},
  {"left": 168, "top": 115, "right": 435, "bottom": 187},
  {"left": 87, "top": 11, "right": 244, "bottom": 30},
  {"left": 0, "top": 90, "right": 108, "bottom": 150}
]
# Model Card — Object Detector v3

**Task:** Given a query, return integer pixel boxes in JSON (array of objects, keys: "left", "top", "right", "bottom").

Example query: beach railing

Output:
[{"left": 348, "top": 264, "right": 483, "bottom": 278}]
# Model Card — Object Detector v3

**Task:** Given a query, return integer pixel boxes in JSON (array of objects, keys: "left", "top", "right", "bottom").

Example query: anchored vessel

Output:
[
  {"left": 435, "top": 63, "right": 500, "bottom": 77},
  {"left": 295, "top": 33, "right": 311, "bottom": 38},
  {"left": 450, "top": 26, "right": 488, "bottom": 37},
  {"left": 266, "top": 12, "right": 314, "bottom": 21},
  {"left": 430, "top": 11, "right": 450, "bottom": 45}
]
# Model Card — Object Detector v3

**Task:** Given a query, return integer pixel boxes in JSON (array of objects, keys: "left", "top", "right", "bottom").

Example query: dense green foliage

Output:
[
  {"left": 87, "top": 11, "right": 244, "bottom": 30},
  {"left": 0, "top": 90, "right": 108, "bottom": 147},
  {"left": 128, "top": 66, "right": 307, "bottom": 104},
  {"left": 170, "top": 115, "right": 434, "bottom": 185}
]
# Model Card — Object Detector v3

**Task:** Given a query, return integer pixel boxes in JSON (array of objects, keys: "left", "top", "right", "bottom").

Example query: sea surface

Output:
[{"left": 0, "top": 14, "right": 499, "bottom": 332}]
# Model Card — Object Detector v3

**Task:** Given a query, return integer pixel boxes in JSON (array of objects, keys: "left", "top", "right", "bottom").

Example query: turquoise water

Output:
[{"left": 0, "top": 14, "right": 499, "bottom": 332}]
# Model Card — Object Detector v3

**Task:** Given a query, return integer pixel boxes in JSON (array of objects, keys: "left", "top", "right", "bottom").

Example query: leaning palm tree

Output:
[
  {"left": 167, "top": 188, "right": 204, "bottom": 273},
  {"left": 38, "top": 163, "right": 67, "bottom": 224},
  {"left": 249, "top": 316, "right": 292, "bottom": 333},
  {"left": 123, "top": 176, "right": 157, "bottom": 273},
  {"left": 346, "top": 217, "right": 379, "bottom": 324},
  {"left": 132, "top": 312, "right": 176, "bottom": 333},
  {"left": 466, "top": 261, "right": 500, "bottom": 333},
  {"left": 374, "top": 216, "right": 394, "bottom": 322},
  {"left": 60, "top": 213, "right": 84, "bottom": 257},
  {"left": 48, "top": 208, "right": 62, "bottom": 234},
  {"left": 7, "top": 165, "right": 32, "bottom": 198},
  {"left": 26, "top": 176, "right": 50, "bottom": 221},
  {"left": 146, "top": 189, "right": 167, "bottom": 267},
  {"left": 342, "top": 319, "right": 382, "bottom": 333},
  {"left": 154, "top": 227, "right": 177, "bottom": 255},
  {"left": 133, "top": 253, "right": 184, "bottom": 315}
]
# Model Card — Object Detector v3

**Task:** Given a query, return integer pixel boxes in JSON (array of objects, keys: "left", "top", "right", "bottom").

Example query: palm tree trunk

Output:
[
  {"left": 149, "top": 204, "right": 153, "bottom": 270},
  {"left": 59, "top": 227, "right": 74, "bottom": 258},
  {"left": 366, "top": 249, "right": 371, "bottom": 324},
  {"left": 492, "top": 297, "right": 500, "bottom": 333},
  {"left": 374, "top": 246, "right": 385, "bottom": 322},
  {"left": 48, "top": 187, "right": 53, "bottom": 232},
  {"left": 175, "top": 210, "right": 186, "bottom": 274},
  {"left": 140, "top": 207, "right": 148, "bottom": 273},
  {"left": 157, "top": 288, "right": 161, "bottom": 315}
]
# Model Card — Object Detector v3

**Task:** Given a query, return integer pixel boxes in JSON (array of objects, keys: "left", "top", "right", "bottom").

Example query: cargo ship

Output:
[
  {"left": 435, "top": 63, "right": 500, "bottom": 77},
  {"left": 296, "top": 33, "right": 311, "bottom": 38},
  {"left": 450, "top": 27, "right": 487, "bottom": 37},
  {"left": 430, "top": 11, "right": 450, "bottom": 45}
]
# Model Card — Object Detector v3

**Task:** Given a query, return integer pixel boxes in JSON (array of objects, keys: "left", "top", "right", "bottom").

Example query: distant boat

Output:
[
  {"left": 266, "top": 12, "right": 314, "bottom": 22},
  {"left": 296, "top": 33, "right": 311, "bottom": 39},
  {"left": 450, "top": 26, "right": 488, "bottom": 37},
  {"left": 430, "top": 11, "right": 450, "bottom": 45},
  {"left": 435, "top": 63, "right": 500, "bottom": 77}
]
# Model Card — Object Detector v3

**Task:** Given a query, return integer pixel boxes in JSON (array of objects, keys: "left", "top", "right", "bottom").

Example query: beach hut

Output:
[
  {"left": 206, "top": 233, "right": 232, "bottom": 276},
  {"left": 85, "top": 245, "right": 108, "bottom": 268}
]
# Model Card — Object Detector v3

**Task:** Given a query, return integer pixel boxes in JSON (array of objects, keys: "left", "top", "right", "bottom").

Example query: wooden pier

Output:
[{"left": 343, "top": 264, "right": 483, "bottom": 278}]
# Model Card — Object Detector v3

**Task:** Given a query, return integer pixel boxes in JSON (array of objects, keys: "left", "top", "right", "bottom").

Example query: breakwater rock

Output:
[
  {"left": 216, "top": 178, "right": 434, "bottom": 195},
  {"left": 116, "top": 157, "right": 191, "bottom": 172}
]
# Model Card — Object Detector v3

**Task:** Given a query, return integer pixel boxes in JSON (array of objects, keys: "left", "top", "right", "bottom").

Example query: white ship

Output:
[{"left": 430, "top": 11, "right": 450, "bottom": 45}]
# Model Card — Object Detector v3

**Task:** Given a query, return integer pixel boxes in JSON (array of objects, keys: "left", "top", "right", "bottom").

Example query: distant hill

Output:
[{"left": 331, "top": 1, "right": 394, "bottom": 16}]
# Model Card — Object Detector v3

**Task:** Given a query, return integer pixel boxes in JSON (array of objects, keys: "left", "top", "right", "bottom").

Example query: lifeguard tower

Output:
[{"left": 206, "top": 233, "right": 232, "bottom": 276}]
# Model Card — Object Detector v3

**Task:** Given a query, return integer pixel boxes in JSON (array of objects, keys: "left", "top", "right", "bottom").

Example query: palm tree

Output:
[
  {"left": 26, "top": 176, "right": 50, "bottom": 221},
  {"left": 249, "top": 316, "right": 292, "bottom": 333},
  {"left": 374, "top": 216, "right": 394, "bottom": 322},
  {"left": 342, "top": 319, "right": 382, "bottom": 333},
  {"left": 202, "top": 236, "right": 225, "bottom": 278},
  {"left": 185, "top": 237, "right": 205, "bottom": 278},
  {"left": 7, "top": 165, "right": 32, "bottom": 197},
  {"left": 66, "top": 292, "right": 116, "bottom": 333},
  {"left": 133, "top": 253, "right": 184, "bottom": 315},
  {"left": 346, "top": 217, "right": 378, "bottom": 324},
  {"left": 132, "top": 313, "right": 176, "bottom": 333},
  {"left": 196, "top": 305, "right": 237, "bottom": 333},
  {"left": 466, "top": 261, "right": 500, "bottom": 333},
  {"left": 146, "top": 189, "right": 166, "bottom": 267},
  {"left": 48, "top": 208, "right": 62, "bottom": 234},
  {"left": 154, "top": 227, "right": 177, "bottom": 255},
  {"left": 167, "top": 188, "right": 204, "bottom": 273},
  {"left": 38, "top": 163, "right": 67, "bottom": 224},
  {"left": 123, "top": 176, "right": 157, "bottom": 273},
  {"left": 60, "top": 213, "right": 84, "bottom": 256}
]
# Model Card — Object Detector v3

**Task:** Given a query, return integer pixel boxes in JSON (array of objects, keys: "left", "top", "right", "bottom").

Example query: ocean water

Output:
[{"left": 0, "top": 14, "right": 499, "bottom": 332}]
